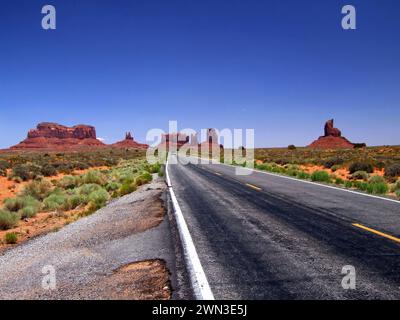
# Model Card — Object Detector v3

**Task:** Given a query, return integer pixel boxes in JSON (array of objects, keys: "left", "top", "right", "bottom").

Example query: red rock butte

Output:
[
  {"left": 10, "top": 122, "right": 105, "bottom": 150},
  {"left": 111, "top": 132, "right": 149, "bottom": 149},
  {"left": 308, "top": 119, "right": 354, "bottom": 149},
  {"left": 9, "top": 123, "right": 148, "bottom": 151}
]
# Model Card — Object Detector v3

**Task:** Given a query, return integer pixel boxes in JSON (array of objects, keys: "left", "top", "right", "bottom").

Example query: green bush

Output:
[
  {"left": 118, "top": 182, "right": 137, "bottom": 196},
  {"left": 41, "top": 164, "right": 57, "bottom": 177},
  {"left": 0, "top": 210, "right": 20, "bottom": 230},
  {"left": 4, "top": 195, "right": 40, "bottom": 213},
  {"left": 297, "top": 171, "right": 310, "bottom": 180},
  {"left": 366, "top": 182, "right": 388, "bottom": 195},
  {"left": 344, "top": 181, "right": 353, "bottom": 188},
  {"left": 385, "top": 163, "right": 400, "bottom": 179},
  {"left": 311, "top": 171, "right": 330, "bottom": 183},
  {"left": 81, "top": 170, "right": 107, "bottom": 186},
  {"left": 368, "top": 175, "right": 386, "bottom": 184},
  {"left": 335, "top": 178, "right": 344, "bottom": 185},
  {"left": 19, "top": 205, "right": 39, "bottom": 219},
  {"left": 11, "top": 164, "right": 31, "bottom": 181},
  {"left": 67, "top": 194, "right": 87, "bottom": 210},
  {"left": 77, "top": 183, "right": 103, "bottom": 196},
  {"left": 396, "top": 189, "right": 400, "bottom": 198},
  {"left": 331, "top": 165, "right": 342, "bottom": 172},
  {"left": 0, "top": 160, "right": 11, "bottom": 171},
  {"left": 135, "top": 172, "right": 152, "bottom": 186},
  {"left": 105, "top": 181, "right": 121, "bottom": 192},
  {"left": 22, "top": 180, "right": 53, "bottom": 200},
  {"left": 149, "top": 163, "right": 161, "bottom": 174},
  {"left": 324, "top": 158, "right": 344, "bottom": 169},
  {"left": 43, "top": 192, "right": 68, "bottom": 211},
  {"left": 349, "top": 162, "right": 374, "bottom": 174},
  {"left": 351, "top": 171, "right": 369, "bottom": 181},
  {"left": 88, "top": 189, "right": 110, "bottom": 209},
  {"left": 5, "top": 232, "right": 18, "bottom": 244},
  {"left": 57, "top": 175, "right": 78, "bottom": 189}
]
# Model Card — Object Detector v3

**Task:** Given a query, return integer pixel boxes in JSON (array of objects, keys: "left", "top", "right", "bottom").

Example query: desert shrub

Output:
[
  {"left": 40, "top": 164, "right": 57, "bottom": 177},
  {"left": 0, "top": 210, "right": 20, "bottom": 230},
  {"left": 335, "top": 178, "right": 344, "bottom": 185},
  {"left": 74, "top": 162, "right": 89, "bottom": 170},
  {"left": 4, "top": 232, "right": 18, "bottom": 244},
  {"left": 118, "top": 182, "right": 137, "bottom": 196},
  {"left": 344, "top": 181, "right": 353, "bottom": 188},
  {"left": 311, "top": 171, "right": 330, "bottom": 183},
  {"left": 11, "top": 164, "right": 31, "bottom": 181},
  {"left": 67, "top": 194, "right": 87, "bottom": 210},
  {"left": 77, "top": 183, "right": 103, "bottom": 196},
  {"left": 366, "top": 182, "right": 388, "bottom": 195},
  {"left": 396, "top": 189, "right": 400, "bottom": 198},
  {"left": 81, "top": 170, "right": 107, "bottom": 186},
  {"left": 324, "top": 158, "right": 344, "bottom": 169},
  {"left": 349, "top": 162, "right": 374, "bottom": 174},
  {"left": 288, "top": 145, "right": 296, "bottom": 150},
  {"left": 353, "top": 181, "right": 369, "bottom": 191},
  {"left": 22, "top": 180, "right": 53, "bottom": 200},
  {"left": 297, "top": 171, "right": 310, "bottom": 180},
  {"left": 256, "top": 163, "right": 272, "bottom": 171},
  {"left": 351, "top": 171, "right": 369, "bottom": 181},
  {"left": 57, "top": 175, "right": 78, "bottom": 189},
  {"left": 0, "top": 160, "right": 11, "bottom": 171},
  {"left": 135, "top": 172, "right": 152, "bottom": 186},
  {"left": 88, "top": 189, "right": 110, "bottom": 209},
  {"left": 19, "top": 205, "right": 39, "bottom": 219},
  {"left": 0, "top": 168, "right": 6, "bottom": 177},
  {"left": 149, "top": 163, "right": 161, "bottom": 174},
  {"left": 353, "top": 143, "right": 367, "bottom": 149},
  {"left": 43, "top": 192, "right": 68, "bottom": 211},
  {"left": 385, "top": 163, "right": 400, "bottom": 179},
  {"left": 105, "top": 181, "right": 121, "bottom": 192},
  {"left": 331, "top": 165, "right": 342, "bottom": 172},
  {"left": 368, "top": 175, "right": 386, "bottom": 185},
  {"left": 4, "top": 195, "right": 40, "bottom": 213}
]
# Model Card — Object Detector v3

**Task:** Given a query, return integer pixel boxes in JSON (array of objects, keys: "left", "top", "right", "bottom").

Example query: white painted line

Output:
[
  {"left": 190, "top": 156, "right": 400, "bottom": 205},
  {"left": 165, "top": 157, "right": 215, "bottom": 300}
]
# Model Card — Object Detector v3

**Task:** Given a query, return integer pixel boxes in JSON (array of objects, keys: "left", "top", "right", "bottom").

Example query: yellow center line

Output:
[
  {"left": 352, "top": 223, "right": 400, "bottom": 244},
  {"left": 245, "top": 183, "right": 262, "bottom": 191}
]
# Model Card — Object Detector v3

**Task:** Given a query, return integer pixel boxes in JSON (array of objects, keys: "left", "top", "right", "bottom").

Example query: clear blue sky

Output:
[{"left": 0, "top": 0, "right": 399, "bottom": 148}]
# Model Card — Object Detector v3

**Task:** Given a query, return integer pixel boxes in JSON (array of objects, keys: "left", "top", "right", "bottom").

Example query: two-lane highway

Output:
[{"left": 168, "top": 156, "right": 400, "bottom": 299}]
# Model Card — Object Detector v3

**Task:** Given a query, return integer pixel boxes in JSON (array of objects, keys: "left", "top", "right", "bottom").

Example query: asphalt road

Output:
[{"left": 168, "top": 156, "right": 400, "bottom": 300}]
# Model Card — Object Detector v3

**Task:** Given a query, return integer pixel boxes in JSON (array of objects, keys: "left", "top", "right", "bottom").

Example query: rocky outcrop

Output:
[
  {"left": 308, "top": 119, "right": 354, "bottom": 149},
  {"left": 11, "top": 122, "right": 105, "bottom": 150},
  {"left": 112, "top": 132, "right": 148, "bottom": 148}
]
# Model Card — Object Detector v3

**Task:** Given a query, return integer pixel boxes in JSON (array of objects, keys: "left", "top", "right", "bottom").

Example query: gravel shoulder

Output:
[{"left": 0, "top": 176, "right": 189, "bottom": 300}]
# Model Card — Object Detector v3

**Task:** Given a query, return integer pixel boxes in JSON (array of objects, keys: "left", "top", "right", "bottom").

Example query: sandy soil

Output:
[
  {"left": 0, "top": 166, "right": 108, "bottom": 250},
  {"left": 80, "top": 259, "right": 171, "bottom": 300}
]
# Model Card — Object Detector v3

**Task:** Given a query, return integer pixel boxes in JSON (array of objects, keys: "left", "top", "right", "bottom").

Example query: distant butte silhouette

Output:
[{"left": 308, "top": 119, "right": 354, "bottom": 149}]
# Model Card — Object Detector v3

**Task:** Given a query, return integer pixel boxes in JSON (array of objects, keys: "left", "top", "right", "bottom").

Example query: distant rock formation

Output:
[
  {"left": 159, "top": 133, "right": 190, "bottom": 150},
  {"left": 199, "top": 128, "right": 223, "bottom": 152},
  {"left": 112, "top": 132, "right": 148, "bottom": 148},
  {"left": 308, "top": 119, "right": 354, "bottom": 149},
  {"left": 11, "top": 122, "right": 105, "bottom": 150}
]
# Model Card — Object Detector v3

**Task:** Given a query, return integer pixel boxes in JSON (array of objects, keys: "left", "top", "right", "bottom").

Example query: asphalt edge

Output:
[{"left": 165, "top": 157, "right": 215, "bottom": 300}]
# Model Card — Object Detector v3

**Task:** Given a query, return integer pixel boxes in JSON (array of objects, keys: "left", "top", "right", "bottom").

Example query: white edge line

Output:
[
  {"left": 192, "top": 156, "right": 400, "bottom": 205},
  {"left": 165, "top": 157, "right": 215, "bottom": 300}
]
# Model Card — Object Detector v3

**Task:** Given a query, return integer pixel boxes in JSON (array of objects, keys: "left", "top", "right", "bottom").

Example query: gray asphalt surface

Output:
[
  {"left": 168, "top": 156, "right": 400, "bottom": 300},
  {"left": 0, "top": 177, "right": 190, "bottom": 300}
]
